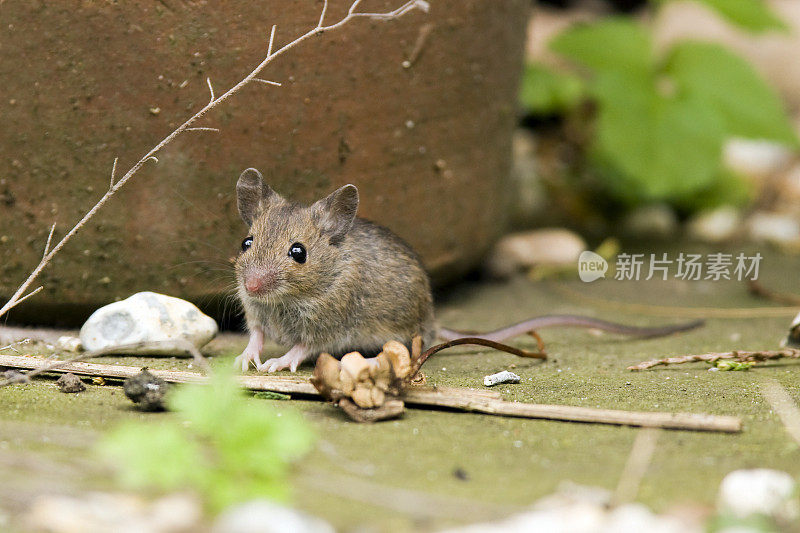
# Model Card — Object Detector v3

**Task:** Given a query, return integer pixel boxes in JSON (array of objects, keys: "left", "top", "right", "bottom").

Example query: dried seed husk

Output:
[
  {"left": 351, "top": 385, "right": 375, "bottom": 408},
  {"left": 339, "top": 398, "right": 405, "bottom": 423},
  {"left": 311, "top": 352, "right": 341, "bottom": 398},
  {"left": 381, "top": 340, "right": 411, "bottom": 379},
  {"left": 341, "top": 351, "right": 370, "bottom": 382},
  {"left": 370, "top": 386, "right": 385, "bottom": 407},
  {"left": 369, "top": 354, "right": 394, "bottom": 391}
]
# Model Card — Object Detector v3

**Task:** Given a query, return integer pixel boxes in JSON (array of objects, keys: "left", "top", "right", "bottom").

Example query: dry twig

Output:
[
  {"left": 628, "top": 348, "right": 800, "bottom": 371},
  {"left": 0, "top": 354, "right": 741, "bottom": 432},
  {"left": 0, "top": 340, "right": 209, "bottom": 387},
  {"left": 0, "top": 0, "right": 430, "bottom": 320}
]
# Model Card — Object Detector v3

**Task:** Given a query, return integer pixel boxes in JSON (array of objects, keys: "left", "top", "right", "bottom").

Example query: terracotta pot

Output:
[{"left": 0, "top": 0, "right": 529, "bottom": 325}]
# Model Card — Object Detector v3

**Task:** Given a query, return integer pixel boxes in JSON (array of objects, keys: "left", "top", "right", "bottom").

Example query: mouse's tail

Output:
[{"left": 438, "top": 315, "right": 705, "bottom": 343}]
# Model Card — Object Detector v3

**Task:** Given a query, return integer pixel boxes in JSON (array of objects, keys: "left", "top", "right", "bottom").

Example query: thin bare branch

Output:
[
  {"left": 318, "top": 0, "right": 329, "bottom": 28},
  {"left": 42, "top": 223, "right": 56, "bottom": 259},
  {"left": 206, "top": 77, "right": 215, "bottom": 103},
  {"left": 186, "top": 127, "right": 220, "bottom": 133},
  {"left": 0, "top": 339, "right": 31, "bottom": 353},
  {"left": 109, "top": 157, "right": 119, "bottom": 189},
  {"left": 348, "top": 0, "right": 364, "bottom": 15},
  {"left": 0, "top": 339, "right": 210, "bottom": 387},
  {"left": 628, "top": 348, "right": 800, "bottom": 371},
  {"left": 353, "top": 0, "right": 429, "bottom": 20},
  {"left": 253, "top": 78, "right": 282, "bottom": 87},
  {"left": 0, "top": 0, "right": 427, "bottom": 320},
  {"left": 14, "top": 287, "right": 43, "bottom": 308},
  {"left": 267, "top": 25, "right": 277, "bottom": 57}
]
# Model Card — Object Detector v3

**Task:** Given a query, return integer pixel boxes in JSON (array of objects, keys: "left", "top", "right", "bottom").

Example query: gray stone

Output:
[
  {"left": 212, "top": 500, "right": 334, "bottom": 533},
  {"left": 784, "top": 312, "right": 800, "bottom": 347},
  {"left": 621, "top": 204, "right": 679, "bottom": 239},
  {"left": 484, "top": 229, "right": 586, "bottom": 278},
  {"left": 441, "top": 484, "right": 699, "bottom": 532},
  {"left": 483, "top": 371, "right": 521, "bottom": 387},
  {"left": 79, "top": 292, "right": 217, "bottom": 355},
  {"left": 24, "top": 492, "right": 201, "bottom": 533},
  {"left": 56, "top": 373, "right": 85, "bottom": 393},
  {"left": 686, "top": 207, "right": 742, "bottom": 243},
  {"left": 746, "top": 212, "right": 800, "bottom": 246},
  {"left": 717, "top": 469, "right": 799, "bottom": 521}
]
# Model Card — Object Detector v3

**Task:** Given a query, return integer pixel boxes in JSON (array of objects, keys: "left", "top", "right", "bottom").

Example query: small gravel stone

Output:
[
  {"left": 56, "top": 373, "right": 85, "bottom": 393},
  {"left": 621, "top": 204, "right": 679, "bottom": 238},
  {"left": 212, "top": 500, "right": 334, "bottom": 533},
  {"left": 785, "top": 311, "right": 800, "bottom": 347},
  {"left": 56, "top": 336, "right": 82, "bottom": 352},
  {"left": 484, "top": 229, "right": 586, "bottom": 278},
  {"left": 123, "top": 369, "right": 170, "bottom": 411},
  {"left": 746, "top": 212, "right": 800, "bottom": 245},
  {"left": 718, "top": 469, "right": 799, "bottom": 521},
  {"left": 483, "top": 370, "right": 521, "bottom": 387},
  {"left": 2, "top": 369, "right": 29, "bottom": 384},
  {"left": 686, "top": 206, "right": 742, "bottom": 243}
]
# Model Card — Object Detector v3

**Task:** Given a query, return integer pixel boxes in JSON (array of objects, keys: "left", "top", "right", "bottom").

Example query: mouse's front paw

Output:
[
  {"left": 256, "top": 345, "right": 310, "bottom": 373},
  {"left": 234, "top": 349, "right": 263, "bottom": 372}
]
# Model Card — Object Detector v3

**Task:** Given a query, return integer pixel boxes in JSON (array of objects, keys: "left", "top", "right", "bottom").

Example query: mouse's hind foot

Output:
[{"left": 257, "top": 344, "right": 311, "bottom": 372}]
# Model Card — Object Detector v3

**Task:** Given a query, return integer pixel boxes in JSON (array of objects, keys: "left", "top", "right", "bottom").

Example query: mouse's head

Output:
[{"left": 234, "top": 168, "right": 359, "bottom": 302}]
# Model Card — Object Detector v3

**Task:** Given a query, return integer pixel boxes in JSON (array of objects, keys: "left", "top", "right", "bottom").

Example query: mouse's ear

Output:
[
  {"left": 236, "top": 168, "right": 278, "bottom": 226},
  {"left": 312, "top": 184, "right": 359, "bottom": 245}
]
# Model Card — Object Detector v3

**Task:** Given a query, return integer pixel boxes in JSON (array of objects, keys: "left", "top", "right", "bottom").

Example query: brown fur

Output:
[{"left": 235, "top": 169, "right": 436, "bottom": 357}]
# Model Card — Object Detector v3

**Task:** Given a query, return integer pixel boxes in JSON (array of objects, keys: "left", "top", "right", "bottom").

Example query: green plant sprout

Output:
[
  {"left": 521, "top": 0, "right": 798, "bottom": 211},
  {"left": 710, "top": 360, "right": 755, "bottom": 371},
  {"left": 98, "top": 368, "right": 315, "bottom": 512}
]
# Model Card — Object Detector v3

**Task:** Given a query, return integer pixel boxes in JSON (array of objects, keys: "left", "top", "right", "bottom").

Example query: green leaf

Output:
[
  {"left": 681, "top": 0, "right": 786, "bottom": 33},
  {"left": 550, "top": 18, "right": 652, "bottom": 77},
  {"left": 99, "top": 369, "right": 315, "bottom": 513},
  {"left": 519, "top": 63, "right": 585, "bottom": 114},
  {"left": 666, "top": 42, "right": 798, "bottom": 146},
  {"left": 591, "top": 72, "right": 726, "bottom": 205},
  {"left": 98, "top": 422, "right": 207, "bottom": 491}
]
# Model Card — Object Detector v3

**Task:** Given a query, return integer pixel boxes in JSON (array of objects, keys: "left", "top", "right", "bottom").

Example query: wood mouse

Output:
[{"left": 233, "top": 168, "right": 702, "bottom": 372}]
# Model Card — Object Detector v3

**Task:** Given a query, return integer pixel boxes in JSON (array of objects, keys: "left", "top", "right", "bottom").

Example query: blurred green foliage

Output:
[
  {"left": 98, "top": 368, "right": 315, "bottom": 512},
  {"left": 657, "top": 0, "right": 787, "bottom": 33},
  {"left": 521, "top": 0, "right": 798, "bottom": 211}
]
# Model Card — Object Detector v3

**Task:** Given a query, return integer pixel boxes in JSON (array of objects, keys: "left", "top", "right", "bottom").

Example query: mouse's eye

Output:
[
  {"left": 288, "top": 242, "right": 306, "bottom": 264},
  {"left": 241, "top": 236, "right": 253, "bottom": 252}
]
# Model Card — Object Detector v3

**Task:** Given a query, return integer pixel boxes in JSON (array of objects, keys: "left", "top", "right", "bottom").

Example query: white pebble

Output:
[
  {"left": 718, "top": 469, "right": 798, "bottom": 520},
  {"left": 484, "top": 370, "right": 521, "bottom": 387},
  {"left": 212, "top": 500, "right": 333, "bottom": 533},
  {"left": 79, "top": 291, "right": 217, "bottom": 355},
  {"left": 56, "top": 336, "right": 82, "bottom": 352}
]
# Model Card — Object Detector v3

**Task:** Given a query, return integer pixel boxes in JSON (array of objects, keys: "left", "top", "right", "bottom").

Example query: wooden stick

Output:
[
  {"left": 0, "top": 355, "right": 741, "bottom": 432},
  {"left": 628, "top": 348, "right": 800, "bottom": 371},
  {"left": 405, "top": 388, "right": 741, "bottom": 432}
]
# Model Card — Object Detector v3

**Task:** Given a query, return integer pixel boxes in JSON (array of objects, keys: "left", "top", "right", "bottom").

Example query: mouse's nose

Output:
[{"left": 244, "top": 268, "right": 278, "bottom": 294}]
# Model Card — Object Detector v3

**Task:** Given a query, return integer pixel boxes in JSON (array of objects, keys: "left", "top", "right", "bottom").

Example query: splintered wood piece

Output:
[{"left": 0, "top": 354, "right": 741, "bottom": 432}]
